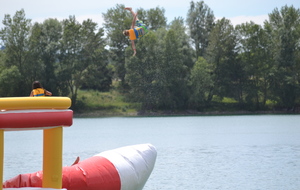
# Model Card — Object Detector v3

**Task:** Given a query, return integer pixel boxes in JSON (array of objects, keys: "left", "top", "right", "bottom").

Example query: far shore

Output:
[{"left": 73, "top": 109, "right": 300, "bottom": 118}]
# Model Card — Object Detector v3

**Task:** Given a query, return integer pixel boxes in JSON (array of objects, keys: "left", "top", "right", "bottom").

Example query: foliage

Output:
[
  {"left": 75, "top": 85, "right": 140, "bottom": 116},
  {"left": 0, "top": 10, "right": 111, "bottom": 109},
  {"left": 145, "top": 7, "right": 167, "bottom": 30},
  {"left": 205, "top": 18, "right": 240, "bottom": 103},
  {"left": 1, "top": 3, "right": 300, "bottom": 113},
  {"left": 158, "top": 29, "right": 190, "bottom": 109},
  {"left": 29, "top": 18, "right": 62, "bottom": 95},
  {"left": 102, "top": 5, "right": 167, "bottom": 85},
  {"left": 186, "top": 1, "right": 215, "bottom": 57},
  {"left": 58, "top": 16, "right": 110, "bottom": 107},
  {"left": 236, "top": 21, "right": 271, "bottom": 109},
  {"left": 0, "top": 9, "right": 33, "bottom": 95},
  {"left": 189, "top": 57, "right": 214, "bottom": 109},
  {"left": 169, "top": 17, "right": 195, "bottom": 70},
  {"left": 0, "top": 65, "right": 22, "bottom": 96},
  {"left": 125, "top": 31, "right": 161, "bottom": 110},
  {"left": 265, "top": 5, "right": 300, "bottom": 108},
  {"left": 102, "top": 4, "right": 128, "bottom": 83}
]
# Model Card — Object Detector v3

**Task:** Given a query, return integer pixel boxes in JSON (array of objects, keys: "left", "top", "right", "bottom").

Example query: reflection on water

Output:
[{"left": 4, "top": 115, "right": 300, "bottom": 190}]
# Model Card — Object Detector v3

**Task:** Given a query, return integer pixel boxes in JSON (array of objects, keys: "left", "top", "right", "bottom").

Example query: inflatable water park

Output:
[{"left": 0, "top": 97, "right": 157, "bottom": 190}]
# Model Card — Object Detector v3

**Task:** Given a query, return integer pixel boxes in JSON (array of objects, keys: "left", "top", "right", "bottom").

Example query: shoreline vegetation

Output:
[
  {"left": 74, "top": 109, "right": 300, "bottom": 118},
  {"left": 74, "top": 110, "right": 300, "bottom": 118},
  {"left": 2, "top": 5, "right": 300, "bottom": 115},
  {"left": 73, "top": 88, "right": 300, "bottom": 118}
]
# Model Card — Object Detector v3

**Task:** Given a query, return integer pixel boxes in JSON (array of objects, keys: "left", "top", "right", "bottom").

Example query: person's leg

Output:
[
  {"left": 125, "top": 7, "right": 139, "bottom": 21},
  {"left": 125, "top": 7, "right": 135, "bottom": 16}
]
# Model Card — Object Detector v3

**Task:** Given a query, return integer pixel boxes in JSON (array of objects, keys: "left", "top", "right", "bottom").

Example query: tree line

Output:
[{"left": 1, "top": 1, "right": 300, "bottom": 112}]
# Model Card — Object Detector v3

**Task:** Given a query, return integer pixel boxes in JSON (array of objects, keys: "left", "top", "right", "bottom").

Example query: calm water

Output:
[{"left": 3, "top": 115, "right": 300, "bottom": 190}]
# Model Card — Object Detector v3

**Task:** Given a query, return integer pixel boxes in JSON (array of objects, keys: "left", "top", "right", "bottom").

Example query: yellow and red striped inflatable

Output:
[{"left": 0, "top": 97, "right": 72, "bottom": 130}]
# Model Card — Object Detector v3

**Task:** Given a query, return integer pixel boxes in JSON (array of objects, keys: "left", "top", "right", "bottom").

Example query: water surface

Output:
[{"left": 4, "top": 115, "right": 300, "bottom": 190}]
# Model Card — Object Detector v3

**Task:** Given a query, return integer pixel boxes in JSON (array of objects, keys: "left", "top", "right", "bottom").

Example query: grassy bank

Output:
[
  {"left": 74, "top": 88, "right": 140, "bottom": 117},
  {"left": 73, "top": 87, "right": 288, "bottom": 117}
]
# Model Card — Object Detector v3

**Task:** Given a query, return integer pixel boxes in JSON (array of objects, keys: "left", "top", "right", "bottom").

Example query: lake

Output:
[{"left": 3, "top": 115, "right": 300, "bottom": 190}]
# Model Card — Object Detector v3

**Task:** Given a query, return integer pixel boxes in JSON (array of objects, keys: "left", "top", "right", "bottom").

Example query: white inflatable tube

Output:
[{"left": 97, "top": 143, "right": 157, "bottom": 190}]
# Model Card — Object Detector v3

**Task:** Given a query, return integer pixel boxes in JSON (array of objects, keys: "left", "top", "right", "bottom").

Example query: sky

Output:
[{"left": 0, "top": 0, "right": 300, "bottom": 30}]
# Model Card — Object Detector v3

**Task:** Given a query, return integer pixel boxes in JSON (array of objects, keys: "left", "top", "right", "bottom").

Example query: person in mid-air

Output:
[
  {"left": 123, "top": 7, "right": 148, "bottom": 56},
  {"left": 29, "top": 81, "right": 52, "bottom": 97}
]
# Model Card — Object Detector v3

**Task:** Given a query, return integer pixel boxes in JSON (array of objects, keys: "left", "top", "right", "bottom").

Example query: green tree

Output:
[
  {"left": 189, "top": 57, "right": 214, "bottom": 109},
  {"left": 0, "top": 65, "right": 22, "bottom": 97},
  {"left": 79, "top": 20, "right": 111, "bottom": 92},
  {"left": 0, "top": 51, "right": 22, "bottom": 96},
  {"left": 80, "top": 62, "right": 112, "bottom": 91},
  {"left": 0, "top": 9, "right": 32, "bottom": 95},
  {"left": 59, "top": 16, "right": 108, "bottom": 107},
  {"left": 145, "top": 7, "right": 167, "bottom": 30},
  {"left": 205, "top": 18, "right": 241, "bottom": 104},
  {"left": 29, "top": 19, "right": 62, "bottom": 95},
  {"left": 0, "top": 50, "right": 4, "bottom": 64},
  {"left": 169, "top": 17, "right": 195, "bottom": 68},
  {"left": 265, "top": 5, "right": 300, "bottom": 108},
  {"left": 236, "top": 22, "right": 271, "bottom": 109},
  {"left": 27, "top": 22, "right": 44, "bottom": 83},
  {"left": 126, "top": 26, "right": 191, "bottom": 110},
  {"left": 103, "top": 5, "right": 167, "bottom": 86},
  {"left": 103, "top": 4, "right": 129, "bottom": 84},
  {"left": 186, "top": 1, "right": 215, "bottom": 57},
  {"left": 157, "top": 29, "right": 190, "bottom": 109},
  {"left": 125, "top": 31, "right": 162, "bottom": 110},
  {"left": 58, "top": 16, "right": 80, "bottom": 98}
]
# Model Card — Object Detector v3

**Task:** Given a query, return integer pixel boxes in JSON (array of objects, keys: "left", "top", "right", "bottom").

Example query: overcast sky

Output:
[{"left": 1, "top": 0, "right": 299, "bottom": 29}]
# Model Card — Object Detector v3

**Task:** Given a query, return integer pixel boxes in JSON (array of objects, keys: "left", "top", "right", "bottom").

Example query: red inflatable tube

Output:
[
  {"left": 3, "top": 156, "right": 121, "bottom": 190},
  {"left": 0, "top": 109, "right": 73, "bottom": 130},
  {"left": 62, "top": 156, "right": 121, "bottom": 190}
]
